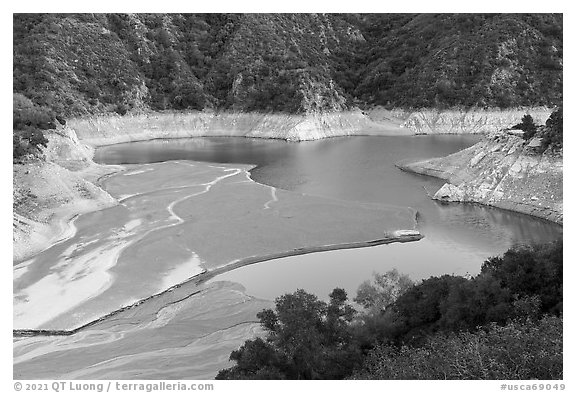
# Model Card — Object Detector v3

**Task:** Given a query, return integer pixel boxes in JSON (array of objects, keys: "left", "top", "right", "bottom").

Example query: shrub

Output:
[
  {"left": 513, "top": 114, "right": 538, "bottom": 140},
  {"left": 353, "top": 316, "right": 563, "bottom": 380}
]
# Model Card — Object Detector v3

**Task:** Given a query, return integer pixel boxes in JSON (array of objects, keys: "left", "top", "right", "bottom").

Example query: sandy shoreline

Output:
[
  {"left": 14, "top": 160, "right": 421, "bottom": 333},
  {"left": 14, "top": 228, "right": 421, "bottom": 337}
]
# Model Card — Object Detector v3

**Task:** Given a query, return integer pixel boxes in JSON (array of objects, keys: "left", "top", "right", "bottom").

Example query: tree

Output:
[
  {"left": 354, "top": 269, "right": 414, "bottom": 314},
  {"left": 542, "top": 106, "right": 563, "bottom": 149},
  {"left": 216, "top": 288, "right": 361, "bottom": 380},
  {"left": 513, "top": 114, "right": 538, "bottom": 140},
  {"left": 481, "top": 240, "right": 563, "bottom": 315},
  {"left": 216, "top": 240, "right": 563, "bottom": 379}
]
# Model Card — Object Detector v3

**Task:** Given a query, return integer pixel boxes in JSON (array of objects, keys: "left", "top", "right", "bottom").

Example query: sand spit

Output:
[
  {"left": 13, "top": 158, "right": 421, "bottom": 379},
  {"left": 14, "top": 160, "right": 421, "bottom": 332}
]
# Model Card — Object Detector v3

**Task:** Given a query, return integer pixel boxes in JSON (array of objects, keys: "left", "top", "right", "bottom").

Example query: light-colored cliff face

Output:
[
  {"left": 373, "top": 107, "right": 553, "bottom": 134},
  {"left": 69, "top": 110, "right": 409, "bottom": 146},
  {"left": 13, "top": 128, "right": 119, "bottom": 263},
  {"left": 398, "top": 135, "right": 563, "bottom": 224},
  {"left": 69, "top": 107, "right": 555, "bottom": 147}
]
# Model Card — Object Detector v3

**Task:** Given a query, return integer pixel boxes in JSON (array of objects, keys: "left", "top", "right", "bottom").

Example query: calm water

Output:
[{"left": 95, "top": 136, "right": 563, "bottom": 300}]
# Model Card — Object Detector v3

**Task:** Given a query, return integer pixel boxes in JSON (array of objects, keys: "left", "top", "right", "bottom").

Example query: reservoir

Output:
[
  {"left": 15, "top": 134, "right": 563, "bottom": 380},
  {"left": 95, "top": 135, "right": 563, "bottom": 300}
]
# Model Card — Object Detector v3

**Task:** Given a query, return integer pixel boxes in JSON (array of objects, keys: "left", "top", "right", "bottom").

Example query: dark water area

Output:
[{"left": 95, "top": 135, "right": 563, "bottom": 300}]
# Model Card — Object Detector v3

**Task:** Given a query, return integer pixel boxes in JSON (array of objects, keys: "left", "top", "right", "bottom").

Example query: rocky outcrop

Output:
[
  {"left": 376, "top": 107, "right": 553, "bottom": 134},
  {"left": 68, "top": 110, "right": 408, "bottom": 146},
  {"left": 398, "top": 134, "right": 563, "bottom": 224}
]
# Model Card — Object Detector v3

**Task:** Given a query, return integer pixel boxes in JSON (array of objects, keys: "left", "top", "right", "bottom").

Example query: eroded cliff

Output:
[
  {"left": 68, "top": 110, "right": 408, "bottom": 145},
  {"left": 398, "top": 134, "right": 563, "bottom": 224},
  {"left": 374, "top": 107, "right": 553, "bottom": 134}
]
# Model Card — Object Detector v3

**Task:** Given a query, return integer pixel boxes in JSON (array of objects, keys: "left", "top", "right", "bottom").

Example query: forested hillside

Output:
[
  {"left": 354, "top": 14, "right": 563, "bottom": 108},
  {"left": 14, "top": 13, "right": 563, "bottom": 119}
]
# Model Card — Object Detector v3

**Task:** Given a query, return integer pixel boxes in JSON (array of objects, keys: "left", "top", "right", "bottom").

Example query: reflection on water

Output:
[{"left": 96, "top": 135, "right": 562, "bottom": 300}]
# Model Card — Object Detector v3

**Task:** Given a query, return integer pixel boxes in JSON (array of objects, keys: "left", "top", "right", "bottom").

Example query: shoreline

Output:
[
  {"left": 14, "top": 159, "right": 421, "bottom": 333},
  {"left": 14, "top": 230, "right": 422, "bottom": 337},
  {"left": 67, "top": 107, "right": 553, "bottom": 147},
  {"left": 13, "top": 162, "right": 124, "bottom": 265},
  {"left": 400, "top": 159, "right": 564, "bottom": 226},
  {"left": 68, "top": 110, "right": 407, "bottom": 147},
  {"left": 397, "top": 162, "right": 562, "bottom": 226},
  {"left": 14, "top": 110, "right": 560, "bottom": 335},
  {"left": 394, "top": 134, "right": 563, "bottom": 226}
]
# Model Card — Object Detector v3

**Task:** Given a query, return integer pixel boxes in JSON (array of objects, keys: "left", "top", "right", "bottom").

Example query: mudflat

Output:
[
  {"left": 14, "top": 160, "right": 420, "bottom": 332},
  {"left": 14, "top": 280, "right": 272, "bottom": 379}
]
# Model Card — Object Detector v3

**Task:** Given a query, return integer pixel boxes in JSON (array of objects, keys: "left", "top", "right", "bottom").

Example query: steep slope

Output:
[
  {"left": 13, "top": 13, "right": 562, "bottom": 119},
  {"left": 355, "top": 14, "right": 563, "bottom": 108},
  {"left": 13, "top": 13, "right": 364, "bottom": 116},
  {"left": 387, "top": 107, "right": 552, "bottom": 134},
  {"left": 13, "top": 14, "right": 149, "bottom": 116},
  {"left": 398, "top": 134, "right": 563, "bottom": 224}
]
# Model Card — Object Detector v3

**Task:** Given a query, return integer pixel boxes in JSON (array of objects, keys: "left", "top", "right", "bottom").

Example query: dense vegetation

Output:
[
  {"left": 13, "top": 14, "right": 563, "bottom": 161},
  {"left": 14, "top": 13, "right": 562, "bottom": 118},
  {"left": 354, "top": 14, "right": 563, "bottom": 108},
  {"left": 216, "top": 240, "right": 563, "bottom": 380},
  {"left": 354, "top": 316, "right": 562, "bottom": 380},
  {"left": 13, "top": 93, "right": 54, "bottom": 161}
]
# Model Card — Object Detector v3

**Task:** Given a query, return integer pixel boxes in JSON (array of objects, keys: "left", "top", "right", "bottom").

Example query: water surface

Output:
[{"left": 95, "top": 136, "right": 562, "bottom": 300}]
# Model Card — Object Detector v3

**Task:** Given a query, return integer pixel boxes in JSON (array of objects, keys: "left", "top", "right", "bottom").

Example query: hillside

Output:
[
  {"left": 14, "top": 13, "right": 562, "bottom": 120},
  {"left": 13, "top": 14, "right": 363, "bottom": 116},
  {"left": 354, "top": 14, "right": 563, "bottom": 108}
]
